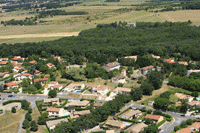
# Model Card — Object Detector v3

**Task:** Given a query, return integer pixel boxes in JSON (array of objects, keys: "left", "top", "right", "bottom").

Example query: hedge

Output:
[
  {"left": 0, "top": 75, "right": 11, "bottom": 81},
  {"left": 46, "top": 115, "right": 69, "bottom": 121},
  {"left": 156, "top": 119, "right": 166, "bottom": 128},
  {"left": 64, "top": 106, "right": 86, "bottom": 111},
  {"left": 117, "top": 116, "right": 138, "bottom": 123},
  {"left": 80, "top": 98, "right": 96, "bottom": 104},
  {"left": 3, "top": 100, "right": 22, "bottom": 105},
  {"left": 81, "top": 87, "right": 88, "bottom": 93},
  {"left": 162, "top": 113, "right": 173, "bottom": 122},
  {"left": 57, "top": 99, "right": 68, "bottom": 108}
]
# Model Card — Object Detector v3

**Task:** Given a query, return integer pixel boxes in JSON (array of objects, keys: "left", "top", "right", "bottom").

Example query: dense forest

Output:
[{"left": 0, "top": 21, "right": 200, "bottom": 63}]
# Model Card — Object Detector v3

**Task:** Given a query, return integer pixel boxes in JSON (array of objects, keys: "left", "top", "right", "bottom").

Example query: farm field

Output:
[{"left": 0, "top": 109, "right": 26, "bottom": 133}]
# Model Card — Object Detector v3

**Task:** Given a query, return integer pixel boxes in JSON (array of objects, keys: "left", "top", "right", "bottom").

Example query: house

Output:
[
  {"left": 29, "top": 60, "right": 37, "bottom": 65},
  {"left": 175, "top": 128, "right": 195, "bottom": 133},
  {"left": 121, "top": 69, "right": 126, "bottom": 76},
  {"left": 70, "top": 110, "right": 90, "bottom": 120},
  {"left": 112, "top": 75, "right": 126, "bottom": 84},
  {"left": 47, "top": 63, "right": 56, "bottom": 69},
  {"left": 148, "top": 101, "right": 154, "bottom": 106},
  {"left": 131, "top": 72, "right": 143, "bottom": 80},
  {"left": 93, "top": 103, "right": 104, "bottom": 109},
  {"left": 48, "top": 81, "right": 58, "bottom": 87},
  {"left": 11, "top": 61, "right": 18, "bottom": 66},
  {"left": 46, "top": 107, "right": 64, "bottom": 117},
  {"left": 127, "top": 123, "right": 148, "bottom": 133},
  {"left": 51, "top": 84, "right": 63, "bottom": 90},
  {"left": 102, "top": 62, "right": 120, "bottom": 72},
  {"left": 30, "top": 78, "right": 48, "bottom": 85},
  {"left": 12, "top": 56, "right": 21, "bottom": 61},
  {"left": 121, "top": 109, "right": 142, "bottom": 119},
  {"left": 188, "top": 101, "right": 200, "bottom": 108},
  {"left": 124, "top": 56, "right": 137, "bottom": 61},
  {"left": 3, "top": 82, "right": 20, "bottom": 90},
  {"left": 46, "top": 118, "right": 68, "bottom": 130},
  {"left": 54, "top": 56, "right": 60, "bottom": 60},
  {"left": 179, "top": 61, "right": 188, "bottom": 66},
  {"left": 66, "top": 100, "right": 90, "bottom": 108},
  {"left": 0, "top": 61, "right": 8, "bottom": 65},
  {"left": 12, "top": 65, "right": 24, "bottom": 73},
  {"left": 15, "top": 73, "right": 33, "bottom": 81},
  {"left": 163, "top": 59, "right": 175, "bottom": 64},
  {"left": 113, "top": 87, "right": 131, "bottom": 95},
  {"left": 96, "top": 86, "right": 109, "bottom": 95},
  {"left": 175, "top": 93, "right": 194, "bottom": 102},
  {"left": 64, "top": 83, "right": 85, "bottom": 92},
  {"left": 0, "top": 72, "right": 9, "bottom": 78},
  {"left": 190, "top": 122, "right": 200, "bottom": 130},
  {"left": 139, "top": 65, "right": 154, "bottom": 75},
  {"left": 44, "top": 98, "right": 60, "bottom": 106},
  {"left": 105, "top": 120, "right": 126, "bottom": 129},
  {"left": 89, "top": 85, "right": 99, "bottom": 92},
  {"left": 44, "top": 74, "right": 50, "bottom": 78},
  {"left": 106, "top": 130, "right": 115, "bottom": 133},
  {"left": 35, "top": 70, "right": 41, "bottom": 75},
  {"left": 67, "top": 64, "right": 81, "bottom": 69},
  {"left": 151, "top": 54, "right": 160, "bottom": 59},
  {"left": 144, "top": 114, "right": 164, "bottom": 124}
]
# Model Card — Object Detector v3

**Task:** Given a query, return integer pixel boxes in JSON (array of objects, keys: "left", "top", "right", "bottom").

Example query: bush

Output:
[
  {"left": 57, "top": 99, "right": 68, "bottom": 108},
  {"left": 28, "top": 108, "right": 32, "bottom": 113},
  {"left": 147, "top": 109, "right": 152, "bottom": 114},
  {"left": 153, "top": 110, "right": 162, "bottom": 115},
  {"left": 156, "top": 119, "right": 166, "bottom": 128},
  {"left": 145, "top": 118, "right": 152, "bottom": 124},
  {"left": 47, "top": 115, "right": 69, "bottom": 121},
  {"left": 30, "top": 120, "right": 38, "bottom": 131},
  {"left": 21, "top": 100, "right": 30, "bottom": 110},
  {"left": 11, "top": 107, "right": 16, "bottom": 113},
  {"left": 37, "top": 116, "right": 46, "bottom": 125}
]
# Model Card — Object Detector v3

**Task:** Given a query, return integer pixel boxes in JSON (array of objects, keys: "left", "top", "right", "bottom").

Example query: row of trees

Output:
[{"left": 1, "top": 17, "right": 38, "bottom": 26}]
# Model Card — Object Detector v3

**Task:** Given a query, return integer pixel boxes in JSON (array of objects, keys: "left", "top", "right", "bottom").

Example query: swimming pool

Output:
[
  {"left": 63, "top": 113, "right": 70, "bottom": 116},
  {"left": 76, "top": 90, "right": 81, "bottom": 94},
  {"left": 124, "top": 122, "right": 132, "bottom": 126},
  {"left": 197, "top": 97, "right": 200, "bottom": 101}
]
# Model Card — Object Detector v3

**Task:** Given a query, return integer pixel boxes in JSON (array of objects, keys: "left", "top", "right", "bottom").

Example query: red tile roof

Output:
[
  {"left": 141, "top": 65, "right": 154, "bottom": 70},
  {"left": 53, "top": 84, "right": 62, "bottom": 88},
  {"left": 175, "top": 128, "right": 195, "bottom": 133},
  {"left": 29, "top": 60, "right": 37, "bottom": 64},
  {"left": 97, "top": 86, "right": 108, "bottom": 90},
  {"left": 163, "top": 59, "right": 175, "bottom": 64},
  {"left": 106, "top": 62, "right": 120, "bottom": 68},
  {"left": 3, "top": 82, "right": 20, "bottom": 86},
  {"left": 0, "top": 61, "right": 8, "bottom": 65},
  {"left": 144, "top": 114, "right": 161, "bottom": 121},
  {"left": 94, "top": 103, "right": 104, "bottom": 107},
  {"left": 46, "top": 107, "right": 60, "bottom": 112},
  {"left": 35, "top": 70, "right": 40, "bottom": 74}
]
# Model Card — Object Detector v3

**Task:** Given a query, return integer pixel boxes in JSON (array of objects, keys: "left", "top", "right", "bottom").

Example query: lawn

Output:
[
  {"left": 0, "top": 109, "right": 26, "bottom": 133},
  {"left": 21, "top": 107, "right": 48, "bottom": 133}
]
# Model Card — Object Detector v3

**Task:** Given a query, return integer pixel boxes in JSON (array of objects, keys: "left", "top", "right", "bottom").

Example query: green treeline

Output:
[
  {"left": 0, "top": 21, "right": 200, "bottom": 62},
  {"left": 38, "top": 10, "right": 88, "bottom": 18},
  {"left": 105, "top": 0, "right": 120, "bottom": 2},
  {"left": 182, "top": 2, "right": 200, "bottom": 9}
]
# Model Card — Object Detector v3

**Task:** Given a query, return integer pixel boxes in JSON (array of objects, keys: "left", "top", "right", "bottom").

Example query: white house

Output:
[
  {"left": 12, "top": 65, "right": 24, "bottom": 73},
  {"left": 46, "top": 107, "right": 65, "bottom": 117},
  {"left": 51, "top": 84, "right": 63, "bottom": 90},
  {"left": 102, "top": 62, "right": 120, "bottom": 72},
  {"left": 47, "top": 63, "right": 56, "bottom": 69},
  {"left": 3, "top": 82, "right": 20, "bottom": 90},
  {"left": 113, "top": 87, "right": 131, "bottom": 95},
  {"left": 96, "top": 86, "right": 109, "bottom": 95},
  {"left": 63, "top": 83, "right": 85, "bottom": 92},
  {"left": 46, "top": 119, "right": 68, "bottom": 130},
  {"left": 15, "top": 73, "right": 33, "bottom": 81}
]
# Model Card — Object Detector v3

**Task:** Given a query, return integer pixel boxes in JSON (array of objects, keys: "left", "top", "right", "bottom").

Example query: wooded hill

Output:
[{"left": 0, "top": 21, "right": 200, "bottom": 63}]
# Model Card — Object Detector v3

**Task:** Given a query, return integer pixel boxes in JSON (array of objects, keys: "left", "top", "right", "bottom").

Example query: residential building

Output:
[
  {"left": 126, "top": 23, "right": 136, "bottom": 27},
  {"left": 113, "top": 87, "right": 131, "bottom": 95},
  {"left": 188, "top": 101, "right": 200, "bottom": 108},
  {"left": 106, "top": 130, "right": 114, "bottom": 133},
  {"left": 48, "top": 81, "right": 58, "bottom": 87},
  {"left": 12, "top": 56, "right": 21, "bottom": 61},
  {"left": 122, "top": 109, "right": 142, "bottom": 119},
  {"left": 66, "top": 100, "right": 90, "bottom": 108},
  {"left": 51, "top": 84, "right": 63, "bottom": 90},
  {"left": 148, "top": 101, "right": 154, "bottom": 106},
  {"left": 175, "top": 93, "right": 194, "bottom": 102},
  {"left": 68, "top": 64, "right": 81, "bottom": 69},
  {"left": 144, "top": 114, "right": 164, "bottom": 124},
  {"left": 121, "top": 69, "right": 126, "bottom": 76},
  {"left": 46, "top": 107, "right": 65, "bottom": 117},
  {"left": 70, "top": 110, "right": 90, "bottom": 120},
  {"left": 3, "top": 82, "right": 20, "bottom": 90},
  {"left": 151, "top": 54, "right": 160, "bottom": 59},
  {"left": 93, "top": 103, "right": 104, "bottom": 109},
  {"left": 54, "top": 56, "right": 60, "bottom": 60},
  {"left": 127, "top": 123, "right": 148, "bottom": 133},
  {"left": 124, "top": 56, "right": 137, "bottom": 61},
  {"left": 46, "top": 118, "right": 68, "bottom": 130},
  {"left": 12, "top": 65, "right": 24, "bottom": 73},
  {"left": 63, "top": 83, "right": 85, "bottom": 92},
  {"left": 139, "top": 65, "right": 154, "bottom": 75},
  {"left": 105, "top": 120, "right": 126, "bottom": 129},
  {"left": 0, "top": 72, "right": 9, "bottom": 78},
  {"left": 44, "top": 74, "right": 50, "bottom": 78},
  {"left": 179, "top": 61, "right": 188, "bottom": 66},
  {"left": 163, "top": 59, "right": 175, "bottom": 64},
  {"left": 30, "top": 78, "right": 48, "bottom": 85},
  {"left": 44, "top": 98, "right": 60, "bottom": 106},
  {"left": 96, "top": 86, "right": 109, "bottom": 95},
  {"left": 102, "top": 62, "right": 120, "bottom": 72},
  {"left": 47, "top": 63, "right": 56, "bottom": 69},
  {"left": 0, "top": 61, "right": 8, "bottom": 65},
  {"left": 35, "top": 70, "right": 41, "bottom": 75},
  {"left": 89, "top": 85, "right": 99, "bottom": 92},
  {"left": 29, "top": 60, "right": 37, "bottom": 65},
  {"left": 15, "top": 73, "right": 33, "bottom": 81},
  {"left": 175, "top": 128, "right": 195, "bottom": 133},
  {"left": 112, "top": 75, "right": 126, "bottom": 84},
  {"left": 190, "top": 122, "right": 200, "bottom": 130}
]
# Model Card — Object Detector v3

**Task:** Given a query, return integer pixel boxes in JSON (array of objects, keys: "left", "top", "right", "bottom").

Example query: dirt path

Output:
[
  {"left": 0, "top": 121, "right": 19, "bottom": 129},
  {"left": 0, "top": 32, "right": 79, "bottom": 39},
  {"left": 135, "top": 84, "right": 169, "bottom": 103}
]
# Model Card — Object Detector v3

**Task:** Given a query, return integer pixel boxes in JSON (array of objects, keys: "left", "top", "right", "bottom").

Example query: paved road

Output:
[{"left": 125, "top": 103, "right": 196, "bottom": 133}]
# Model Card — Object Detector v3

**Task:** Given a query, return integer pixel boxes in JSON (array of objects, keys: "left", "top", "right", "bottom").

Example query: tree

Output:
[
  {"left": 169, "top": 94, "right": 178, "bottom": 103},
  {"left": 191, "top": 91, "right": 199, "bottom": 97},
  {"left": 140, "top": 81, "right": 154, "bottom": 95},
  {"left": 145, "top": 118, "right": 152, "bottom": 124},
  {"left": 48, "top": 89, "right": 57, "bottom": 98},
  {"left": 65, "top": 67, "right": 86, "bottom": 81},
  {"left": 25, "top": 113, "right": 32, "bottom": 121},
  {"left": 34, "top": 82, "right": 42, "bottom": 90},
  {"left": 30, "top": 120, "right": 38, "bottom": 131},
  {"left": 42, "top": 112, "right": 48, "bottom": 118},
  {"left": 148, "top": 70, "right": 163, "bottom": 90},
  {"left": 174, "top": 126, "right": 181, "bottom": 132},
  {"left": 141, "top": 107, "right": 146, "bottom": 112},
  {"left": 143, "top": 124, "right": 159, "bottom": 133},
  {"left": 21, "top": 100, "right": 30, "bottom": 110},
  {"left": 160, "top": 91, "right": 174, "bottom": 99},
  {"left": 11, "top": 107, "right": 16, "bottom": 113},
  {"left": 28, "top": 108, "right": 32, "bottom": 114},
  {"left": 37, "top": 116, "right": 46, "bottom": 125},
  {"left": 147, "top": 109, "right": 152, "bottom": 114},
  {"left": 118, "top": 83, "right": 123, "bottom": 87},
  {"left": 130, "top": 88, "right": 142, "bottom": 101},
  {"left": 22, "top": 119, "right": 29, "bottom": 129},
  {"left": 154, "top": 97, "right": 170, "bottom": 110}
]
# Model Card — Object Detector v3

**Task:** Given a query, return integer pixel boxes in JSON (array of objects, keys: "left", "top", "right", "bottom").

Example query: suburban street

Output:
[{"left": 125, "top": 103, "right": 196, "bottom": 133}]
